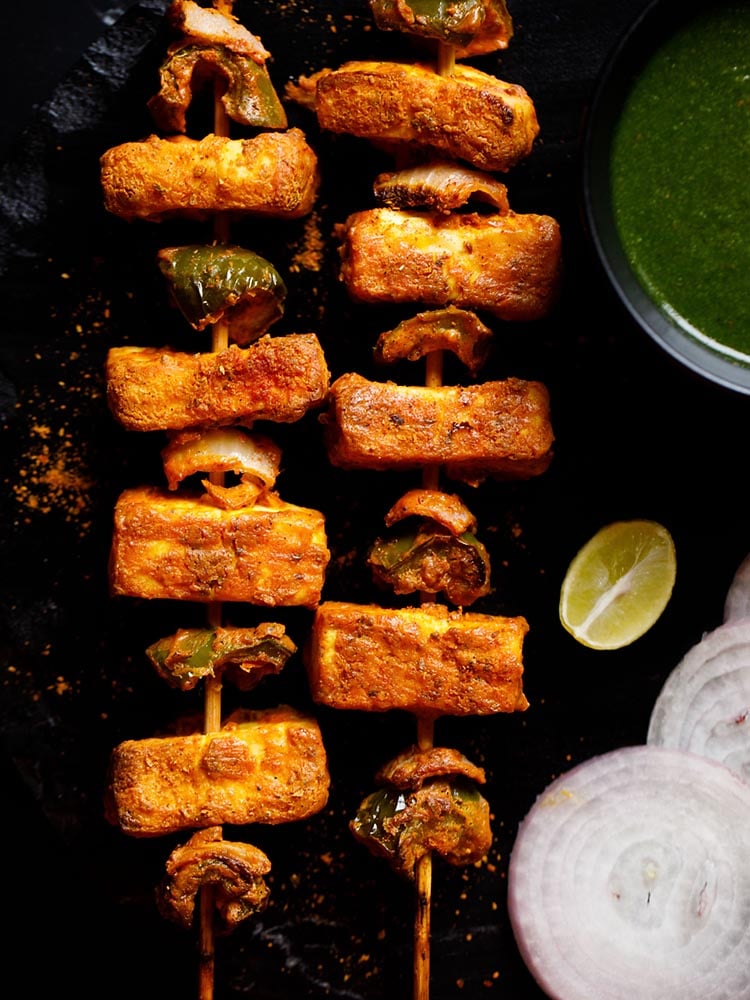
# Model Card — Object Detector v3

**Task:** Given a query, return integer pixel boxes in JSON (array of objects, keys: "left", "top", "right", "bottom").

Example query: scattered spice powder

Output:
[
  {"left": 8, "top": 285, "right": 110, "bottom": 533},
  {"left": 12, "top": 418, "right": 95, "bottom": 528},
  {"left": 289, "top": 210, "right": 326, "bottom": 273}
]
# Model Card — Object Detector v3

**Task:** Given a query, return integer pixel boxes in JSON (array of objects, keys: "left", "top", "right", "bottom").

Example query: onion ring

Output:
[
  {"left": 723, "top": 552, "right": 750, "bottom": 623},
  {"left": 647, "top": 619, "right": 750, "bottom": 781},
  {"left": 373, "top": 161, "right": 510, "bottom": 215},
  {"left": 508, "top": 745, "right": 750, "bottom": 1000},
  {"left": 383, "top": 488, "right": 477, "bottom": 536},
  {"left": 161, "top": 427, "right": 281, "bottom": 491}
]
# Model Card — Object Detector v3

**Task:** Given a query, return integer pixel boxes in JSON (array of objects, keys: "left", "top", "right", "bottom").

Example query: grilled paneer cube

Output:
[
  {"left": 105, "top": 706, "right": 330, "bottom": 837},
  {"left": 305, "top": 601, "right": 529, "bottom": 716},
  {"left": 296, "top": 61, "right": 538, "bottom": 172},
  {"left": 337, "top": 208, "right": 561, "bottom": 321},
  {"left": 106, "top": 335, "right": 329, "bottom": 432},
  {"left": 323, "top": 372, "right": 553, "bottom": 485},
  {"left": 100, "top": 129, "right": 319, "bottom": 222},
  {"left": 110, "top": 486, "right": 329, "bottom": 607}
]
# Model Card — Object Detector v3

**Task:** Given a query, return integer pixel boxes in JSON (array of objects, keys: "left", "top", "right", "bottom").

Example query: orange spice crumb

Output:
[{"left": 289, "top": 211, "right": 325, "bottom": 272}]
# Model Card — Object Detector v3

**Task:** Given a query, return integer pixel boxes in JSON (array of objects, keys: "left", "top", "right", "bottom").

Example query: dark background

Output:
[
  {"left": 0, "top": 1, "right": 142, "bottom": 159},
  {"left": 2, "top": 1, "right": 749, "bottom": 997}
]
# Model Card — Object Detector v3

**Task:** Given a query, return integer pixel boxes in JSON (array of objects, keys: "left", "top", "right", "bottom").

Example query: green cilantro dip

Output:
[{"left": 610, "top": 2, "right": 750, "bottom": 361}]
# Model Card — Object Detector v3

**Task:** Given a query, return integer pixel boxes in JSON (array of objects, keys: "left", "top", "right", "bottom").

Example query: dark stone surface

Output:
[{"left": 2, "top": 1, "right": 748, "bottom": 997}]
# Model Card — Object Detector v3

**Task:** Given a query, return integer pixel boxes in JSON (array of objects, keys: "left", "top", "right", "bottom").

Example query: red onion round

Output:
[
  {"left": 507, "top": 745, "right": 750, "bottom": 1000},
  {"left": 647, "top": 619, "right": 750, "bottom": 781}
]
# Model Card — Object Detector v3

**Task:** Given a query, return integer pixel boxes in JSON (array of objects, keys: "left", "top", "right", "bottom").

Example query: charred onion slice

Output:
[
  {"left": 161, "top": 428, "right": 282, "bottom": 491},
  {"left": 375, "top": 488, "right": 488, "bottom": 605},
  {"left": 351, "top": 776, "right": 491, "bottom": 879},
  {"left": 374, "top": 307, "right": 492, "bottom": 377},
  {"left": 647, "top": 619, "right": 750, "bottom": 781},
  {"left": 157, "top": 826, "right": 271, "bottom": 933},
  {"left": 146, "top": 623, "right": 296, "bottom": 691},
  {"left": 373, "top": 162, "right": 510, "bottom": 215},
  {"left": 157, "top": 245, "right": 286, "bottom": 344},
  {"left": 201, "top": 478, "right": 264, "bottom": 509},
  {"left": 148, "top": 44, "right": 287, "bottom": 133},
  {"left": 369, "top": 0, "right": 513, "bottom": 55},
  {"left": 508, "top": 746, "right": 750, "bottom": 1000},
  {"left": 368, "top": 524, "right": 491, "bottom": 606},
  {"left": 723, "top": 552, "right": 750, "bottom": 622},
  {"left": 384, "top": 488, "right": 478, "bottom": 536},
  {"left": 166, "top": 0, "right": 270, "bottom": 62},
  {"left": 376, "top": 744, "right": 486, "bottom": 790}
]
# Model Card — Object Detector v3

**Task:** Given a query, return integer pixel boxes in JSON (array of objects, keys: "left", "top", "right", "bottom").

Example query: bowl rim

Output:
[{"left": 581, "top": 0, "right": 750, "bottom": 395}]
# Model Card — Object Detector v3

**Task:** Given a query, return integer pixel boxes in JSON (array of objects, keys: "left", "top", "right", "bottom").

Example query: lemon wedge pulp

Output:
[{"left": 559, "top": 520, "right": 676, "bottom": 650}]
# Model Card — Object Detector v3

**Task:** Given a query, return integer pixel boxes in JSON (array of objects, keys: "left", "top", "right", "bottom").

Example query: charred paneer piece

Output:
[
  {"left": 323, "top": 372, "right": 553, "bottom": 486},
  {"left": 294, "top": 61, "right": 538, "bottom": 172},
  {"left": 337, "top": 207, "right": 562, "bottom": 321},
  {"left": 100, "top": 129, "right": 319, "bottom": 222},
  {"left": 110, "top": 486, "right": 329, "bottom": 607},
  {"left": 106, "top": 335, "right": 329, "bottom": 433},
  {"left": 305, "top": 601, "right": 529, "bottom": 716},
  {"left": 105, "top": 706, "right": 330, "bottom": 837}
]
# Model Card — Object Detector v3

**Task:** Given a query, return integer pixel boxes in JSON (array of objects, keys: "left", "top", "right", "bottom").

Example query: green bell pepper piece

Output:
[{"left": 158, "top": 244, "right": 286, "bottom": 337}]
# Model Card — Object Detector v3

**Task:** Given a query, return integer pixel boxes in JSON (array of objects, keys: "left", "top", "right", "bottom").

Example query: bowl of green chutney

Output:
[{"left": 584, "top": 0, "right": 750, "bottom": 393}]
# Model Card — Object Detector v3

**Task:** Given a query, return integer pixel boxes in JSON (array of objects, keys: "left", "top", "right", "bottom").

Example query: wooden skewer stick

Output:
[
  {"left": 198, "top": 892, "right": 217, "bottom": 1000},
  {"left": 413, "top": 664, "right": 436, "bottom": 989},
  {"left": 413, "top": 32, "right": 456, "bottom": 991},
  {"left": 421, "top": 352, "right": 444, "bottom": 493},
  {"left": 198, "top": 11, "right": 234, "bottom": 994},
  {"left": 437, "top": 41, "right": 456, "bottom": 77},
  {"left": 413, "top": 715, "right": 435, "bottom": 1000},
  {"left": 413, "top": 35, "right": 453, "bottom": 992},
  {"left": 413, "top": 345, "right": 445, "bottom": 1000},
  {"left": 414, "top": 37, "right": 453, "bottom": 994}
]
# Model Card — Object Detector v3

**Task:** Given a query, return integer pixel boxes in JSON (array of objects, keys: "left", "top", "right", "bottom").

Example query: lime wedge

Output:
[{"left": 559, "top": 520, "right": 676, "bottom": 650}]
